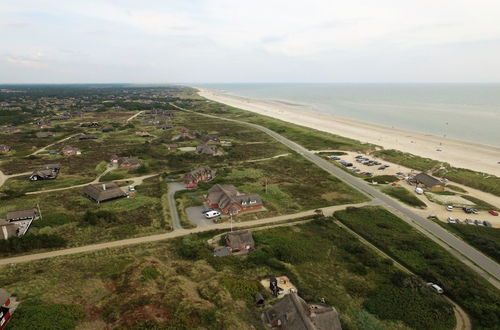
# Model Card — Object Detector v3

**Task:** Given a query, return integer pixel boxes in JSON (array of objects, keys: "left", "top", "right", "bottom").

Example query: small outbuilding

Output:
[
  {"left": 0, "top": 145, "right": 11, "bottom": 153},
  {"left": 83, "top": 182, "right": 128, "bottom": 204},
  {"left": 29, "top": 164, "right": 60, "bottom": 181},
  {"left": 5, "top": 208, "right": 38, "bottom": 222}
]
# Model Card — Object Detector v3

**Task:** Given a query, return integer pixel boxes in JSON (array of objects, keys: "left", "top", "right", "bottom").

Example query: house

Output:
[
  {"left": 263, "top": 292, "right": 342, "bottom": 330},
  {"left": 30, "top": 164, "right": 60, "bottom": 181},
  {"left": 102, "top": 126, "right": 115, "bottom": 133},
  {"left": 181, "top": 129, "right": 200, "bottom": 139},
  {"left": 61, "top": 146, "right": 80, "bottom": 156},
  {"left": 79, "top": 134, "right": 98, "bottom": 140},
  {"left": 35, "top": 131, "right": 54, "bottom": 138},
  {"left": 5, "top": 208, "right": 38, "bottom": 222},
  {"left": 156, "top": 124, "right": 173, "bottom": 130},
  {"left": 206, "top": 184, "right": 263, "bottom": 215},
  {"left": 0, "top": 288, "right": 19, "bottom": 330},
  {"left": 84, "top": 182, "right": 128, "bottom": 203},
  {"left": 184, "top": 166, "right": 215, "bottom": 188},
  {"left": 0, "top": 145, "right": 11, "bottom": 153},
  {"left": 413, "top": 173, "right": 445, "bottom": 192},
  {"left": 201, "top": 134, "right": 220, "bottom": 144},
  {"left": 136, "top": 131, "right": 153, "bottom": 137},
  {"left": 226, "top": 230, "right": 255, "bottom": 252},
  {"left": 196, "top": 144, "right": 223, "bottom": 156},
  {"left": 2, "top": 208, "right": 38, "bottom": 238},
  {"left": 110, "top": 156, "right": 141, "bottom": 169},
  {"left": 167, "top": 143, "right": 178, "bottom": 151},
  {"left": 80, "top": 122, "right": 100, "bottom": 127}
]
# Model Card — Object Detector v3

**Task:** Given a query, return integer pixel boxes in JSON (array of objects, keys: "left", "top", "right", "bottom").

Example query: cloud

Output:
[{"left": 4, "top": 52, "right": 46, "bottom": 68}]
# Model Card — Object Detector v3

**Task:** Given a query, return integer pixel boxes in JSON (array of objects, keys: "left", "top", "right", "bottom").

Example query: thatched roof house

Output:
[
  {"left": 207, "top": 184, "right": 262, "bottom": 215},
  {"left": 83, "top": 182, "right": 128, "bottom": 203},
  {"left": 226, "top": 230, "right": 255, "bottom": 252},
  {"left": 263, "top": 292, "right": 342, "bottom": 330},
  {"left": 414, "top": 173, "right": 444, "bottom": 191}
]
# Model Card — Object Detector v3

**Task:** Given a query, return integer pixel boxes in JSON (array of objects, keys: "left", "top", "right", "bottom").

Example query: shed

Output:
[{"left": 5, "top": 208, "right": 37, "bottom": 222}]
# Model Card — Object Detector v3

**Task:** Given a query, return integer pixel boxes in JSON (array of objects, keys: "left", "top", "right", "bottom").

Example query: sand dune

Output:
[{"left": 197, "top": 87, "right": 500, "bottom": 176}]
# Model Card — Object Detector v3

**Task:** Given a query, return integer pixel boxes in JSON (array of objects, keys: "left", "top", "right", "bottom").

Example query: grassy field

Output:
[
  {"left": 0, "top": 177, "right": 167, "bottom": 256},
  {"left": 335, "top": 206, "right": 500, "bottom": 329},
  {"left": 175, "top": 154, "right": 368, "bottom": 226},
  {"left": 1, "top": 219, "right": 455, "bottom": 329},
  {"left": 382, "top": 186, "right": 427, "bottom": 208},
  {"left": 431, "top": 218, "right": 500, "bottom": 263}
]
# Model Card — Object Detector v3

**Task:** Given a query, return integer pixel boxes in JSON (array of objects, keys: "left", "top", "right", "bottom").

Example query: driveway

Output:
[
  {"left": 186, "top": 206, "right": 215, "bottom": 228},
  {"left": 167, "top": 182, "right": 187, "bottom": 230}
]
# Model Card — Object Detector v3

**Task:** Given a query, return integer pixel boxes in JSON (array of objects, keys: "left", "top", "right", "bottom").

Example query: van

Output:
[
  {"left": 204, "top": 210, "right": 221, "bottom": 219},
  {"left": 427, "top": 283, "right": 444, "bottom": 294}
]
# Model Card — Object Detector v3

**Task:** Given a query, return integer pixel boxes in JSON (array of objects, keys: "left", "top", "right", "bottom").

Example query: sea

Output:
[{"left": 200, "top": 83, "right": 500, "bottom": 148}]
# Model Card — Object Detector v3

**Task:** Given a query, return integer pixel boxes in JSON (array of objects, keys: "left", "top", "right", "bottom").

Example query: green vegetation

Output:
[
  {"left": 365, "top": 175, "right": 399, "bottom": 184},
  {"left": 1, "top": 219, "right": 456, "bottom": 329},
  {"left": 447, "top": 184, "right": 467, "bottom": 193},
  {"left": 373, "top": 149, "right": 440, "bottom": 172},
  {"left": 382, "top": 186, "right": 427, "bottom": 208},
  {"left": 433, "top": 219, "right": 500, "bottom": 263},
  {"left": 0, "top": 233, "right": 66, "bottom": 255},
  {"left": 6, "top": 304, "right": 84, "bottom": 330},
  {"left": 335, "top": 206, "right": 500, "bottom": 329}
]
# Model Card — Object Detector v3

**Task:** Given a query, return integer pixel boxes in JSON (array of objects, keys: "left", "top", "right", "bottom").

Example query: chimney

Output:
[{"left": 102, "top": 184, "right": 106, "bottom": 191}]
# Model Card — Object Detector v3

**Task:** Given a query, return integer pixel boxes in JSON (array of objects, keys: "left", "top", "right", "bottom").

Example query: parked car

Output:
[
  {"left": 488, "top": 210, "right": 498, "bottom": 216},
  {"left": 446, "top": 205, "right": 454, "bottom": 211},
  {"left": 471, "top": 209, "right": 479, "bottom": 214},
  {"left": 415, "top": 187, "right": 424, "bottom": 195},
  {"left": 463, "top": 207, "right": 473, "bottom": 214},
  {"left": 456, "top": 219, "right": 463, "bottom": 224},
  {"left": 483, "top": 221, "right": 493, "bottom": 228},
  {"left": 204, "top": 210, "right": 221, "bottom": 219},
  {"left": 465, "top": 219, "right": 474, "bottom": 225},
  {"left": 330, "top": 156, "right": 341, "bottom": 160},
  {"left": 474, "top": 219, "right": 484, "bottom": 226},
  {"left": 427, "top": 283, "right": 444, "bottom": 294},
  {"left": 447, "top": 217, "right": 456, "bottom": 224}
]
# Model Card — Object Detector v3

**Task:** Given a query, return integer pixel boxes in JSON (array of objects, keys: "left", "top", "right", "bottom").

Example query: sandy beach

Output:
[{"left": 197, "top": 87, "right": 500, "bottom": 177}]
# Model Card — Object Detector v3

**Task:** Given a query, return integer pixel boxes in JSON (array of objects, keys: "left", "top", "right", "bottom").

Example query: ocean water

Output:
[{"left": 200, "top": 83, "right": 500, "bottom": 147}]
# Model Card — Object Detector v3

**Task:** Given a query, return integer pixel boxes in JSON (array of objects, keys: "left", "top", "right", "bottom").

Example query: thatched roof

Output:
[
  {"left": 83, "top": 182, "right": 127, "bottom": 203},
  {"left": 6, "top": 208, "right": 37, "bottom": 221},
  {"left": 207, "top": 184, "right": 262, "bottom": 210},
  {"left": 414, "top": 173, "right": 443, "bottom": 188},
  {"left": 263, "top": 292, "right": 342, "bottom": 330},
  {"left": 226, "top": 230, "right": 255, "bottom": 250}
]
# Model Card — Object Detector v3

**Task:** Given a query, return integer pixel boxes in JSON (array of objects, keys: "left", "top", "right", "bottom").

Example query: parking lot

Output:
[{"left": 186, "top": 205, "right": 216, "bottom": 227}]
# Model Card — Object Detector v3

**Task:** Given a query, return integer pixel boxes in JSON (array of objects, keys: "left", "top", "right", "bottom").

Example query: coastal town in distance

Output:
[{"left": 2, "top": 1, "right": 500, "bottom": 329}]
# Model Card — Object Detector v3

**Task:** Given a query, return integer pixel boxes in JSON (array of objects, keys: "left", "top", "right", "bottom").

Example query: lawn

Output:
[
  {"left": 175, "top": 154, "right": 368, "bottom": 226},
  {"left": 1, "top": 219, "right": 455, "bottom": 329},
  {"left": 335, "top": 206, "right": 500, "bottom": 329}
]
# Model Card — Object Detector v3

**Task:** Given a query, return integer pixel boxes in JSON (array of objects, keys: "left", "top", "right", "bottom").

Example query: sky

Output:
[{"left": 1, "top": 0, "right": 500, "bottom": 83}]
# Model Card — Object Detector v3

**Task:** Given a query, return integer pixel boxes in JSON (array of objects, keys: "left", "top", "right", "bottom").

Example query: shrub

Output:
[{"left": 7, "top": 304, "right": 83, "bottom": 330}]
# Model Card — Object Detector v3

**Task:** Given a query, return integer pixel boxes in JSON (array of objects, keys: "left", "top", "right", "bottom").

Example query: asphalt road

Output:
[
  {"left": 167, "top": 182, "right": 185, "bottom": 230},
  {"left": 171, "top": 103, "right": 500, "bottom": 288}
]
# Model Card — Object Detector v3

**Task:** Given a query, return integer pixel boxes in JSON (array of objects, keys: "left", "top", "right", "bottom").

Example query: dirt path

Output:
[
  {"left": 243, "top": 153, "right": 289, "bottom": 163},
  {"left": 0, "top": 170, "right": 33, "bottom": 188},
  {"left": 335, "top": 220, "right": 471, "bottom": 330},
  {"left": 25, "top": 173, "right": 158, "bottom": 195},
  {"left": 126, "top": 110, "right": 144, "bottom": 122},
  {"left": 0, "top": 201, "right": 371, "bottom": 266},
  {"left": 28, "top": 133, "right": 82, "bottom": 156}
]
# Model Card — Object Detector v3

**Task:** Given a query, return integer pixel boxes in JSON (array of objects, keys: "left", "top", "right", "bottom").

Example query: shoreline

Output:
[{"left": 196, "top": 87, "right": 500, "bottom": 176}]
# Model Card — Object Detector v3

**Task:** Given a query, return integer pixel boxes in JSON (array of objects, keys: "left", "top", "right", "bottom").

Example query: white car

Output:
[
  {"left": 204, "top": 210, "right": 221, "bottom": 219},
  {"left": 427, "top": 282, "right": 444, "bottom": 294},
  {"left": 447, "top": 217, "right": 456, "bottom": 224},
  {"left": 446, "top": 205, "right": 454, "bottom": 211}
]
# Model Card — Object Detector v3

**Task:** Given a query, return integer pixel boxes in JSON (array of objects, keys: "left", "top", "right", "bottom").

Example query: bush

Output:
[
  {"left": 365, "top": 175, "right": 399, "bottom": 184},
  {"left": 7, "top": 304, "right": 84, "bottom": 330},
  {"left": 0, "top": 233, "right": 66, "bottom": 254},
  {"left": 80, "top": 210, "right": 118, "bottom": 227}
]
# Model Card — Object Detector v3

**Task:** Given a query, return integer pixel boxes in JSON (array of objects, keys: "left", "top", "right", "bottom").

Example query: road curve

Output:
[{"left": 170, "top": 103, "right": 500, "bottom": 289}]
